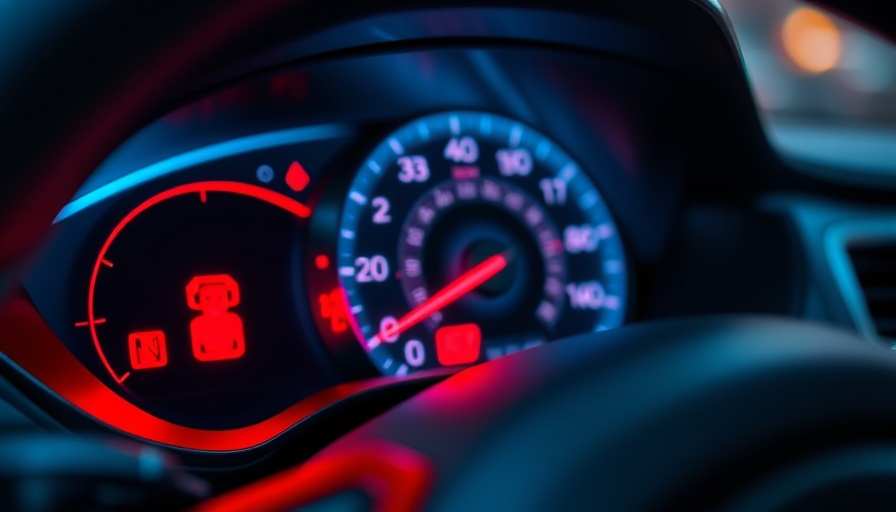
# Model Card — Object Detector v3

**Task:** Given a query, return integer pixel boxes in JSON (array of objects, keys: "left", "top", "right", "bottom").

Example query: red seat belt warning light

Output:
[
  {"left": 128, "top": 331, "right": 168, "bottom": 370},
  {"left": 435, "top": 323, "right": 481, "bottom": 366},
  {"left": 186, "top": 274, "right": 246, "bottom": 362}
]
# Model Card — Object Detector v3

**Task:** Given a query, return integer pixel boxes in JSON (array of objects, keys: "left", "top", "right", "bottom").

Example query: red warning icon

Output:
[
  {"left": 435, "top": 323, "right": 481, "bottom": 366},
  {"left": 128, "top": 330, "right": 168, "bottom": 370},
  {"left": 186, "top": 274, "right": 246, "bottom": 362},
  {"left": 285, "top": 161, "right": 310, "bottom": 192}
]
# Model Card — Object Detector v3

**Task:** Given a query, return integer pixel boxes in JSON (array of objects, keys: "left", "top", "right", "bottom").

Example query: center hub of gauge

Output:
[
  {"left": 399, "top": 178, "right": 561, "bottom": 331},
  {"left": 466, "top": 240, "right": 514, "bottom": 296}
]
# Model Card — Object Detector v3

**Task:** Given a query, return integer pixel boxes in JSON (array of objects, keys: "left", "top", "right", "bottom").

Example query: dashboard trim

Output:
[
  {"left": 0, "top": 294, "right": 438, "bottom": 452},
  {"left": 55, "top": 123, "right": 354, "bottom": 223}
]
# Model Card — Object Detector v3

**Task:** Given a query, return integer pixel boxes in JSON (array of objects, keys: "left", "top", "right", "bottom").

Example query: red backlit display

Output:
[
  {"left": 435, "top": 324, "right": 481, "bottom": 366},
  {"left": 88, "top": 181, "right": 310, "bottom": 385},
  {"left": 319, "top": 289, "right": 348, "bottom": 334},
  {"left": 451, "top": 165, "right": 480, "bottom": 180},
  {"left": 187, "top": 274, "right": 246, "bottom": 362},
  {"left": 128, "top": 330, "right": 168, "bottom": 370},
  {"left": 72, "top": 180, "right": 340, "bottom": 429}
]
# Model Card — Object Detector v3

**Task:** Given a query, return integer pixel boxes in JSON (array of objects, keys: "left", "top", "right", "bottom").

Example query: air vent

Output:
[{"left": 848, "top": 242, "right": 896, "bottom": 340}]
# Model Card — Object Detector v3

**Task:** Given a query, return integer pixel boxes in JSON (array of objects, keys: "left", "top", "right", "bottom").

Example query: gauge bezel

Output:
[{"left": 316, "top": 110, "right": 630, "bottom": 376}]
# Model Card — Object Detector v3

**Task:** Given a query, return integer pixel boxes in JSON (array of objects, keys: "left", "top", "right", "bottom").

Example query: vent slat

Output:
[{"left": 848, "top": 241, "right": 896, "bottom": 340}]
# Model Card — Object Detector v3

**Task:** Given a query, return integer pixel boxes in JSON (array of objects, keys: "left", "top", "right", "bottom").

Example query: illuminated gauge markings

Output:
[
  {"left": 398, "top": 179, "right": 566, "bottom": 333},
  {"left": 332, "top": 111, "right": 628, "bottom": 376},
  {"left": 85, "top": 181, "right": 328, "bottom": 429}
]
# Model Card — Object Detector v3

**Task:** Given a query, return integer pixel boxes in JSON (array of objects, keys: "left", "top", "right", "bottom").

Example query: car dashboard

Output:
[{"left": 1, "top": 1, "right": 894, "bottom": 503}]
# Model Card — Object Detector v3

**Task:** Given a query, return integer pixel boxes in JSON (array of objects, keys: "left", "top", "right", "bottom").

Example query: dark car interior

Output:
[{"left": 1, "top": 0, "right": 896, "bottom": 510}]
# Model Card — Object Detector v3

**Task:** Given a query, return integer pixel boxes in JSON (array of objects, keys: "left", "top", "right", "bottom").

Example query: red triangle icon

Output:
[{"left": 285, "top": 161, "right": 310, "bottom": 192}]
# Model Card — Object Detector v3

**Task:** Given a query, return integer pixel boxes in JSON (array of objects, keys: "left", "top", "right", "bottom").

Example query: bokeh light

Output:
[{"left": 781, "top": 7, "right": 842, "bottom": 74}]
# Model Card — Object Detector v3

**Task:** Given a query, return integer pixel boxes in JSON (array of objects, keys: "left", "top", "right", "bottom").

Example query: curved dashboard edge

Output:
[
  {"left": 0, "top": 294, "right": 448, "bottom": 452},
  {"left": 56, "top": 123, "right": 354, "bottom": 224}
]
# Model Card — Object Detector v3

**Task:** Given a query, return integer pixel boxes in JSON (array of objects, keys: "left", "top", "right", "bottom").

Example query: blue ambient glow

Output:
[{"left": 55, "top": 124, "right": 354, "bottom": 223}]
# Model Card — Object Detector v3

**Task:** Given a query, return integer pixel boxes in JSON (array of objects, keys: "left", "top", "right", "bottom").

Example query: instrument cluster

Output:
[{"left": 18, "top": 44, "right": 689, "bottom": 448}]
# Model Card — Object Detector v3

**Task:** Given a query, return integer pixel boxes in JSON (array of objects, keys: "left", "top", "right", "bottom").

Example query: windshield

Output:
[{"left": 720, "top": 0, "right": 896, "bottom": 174}]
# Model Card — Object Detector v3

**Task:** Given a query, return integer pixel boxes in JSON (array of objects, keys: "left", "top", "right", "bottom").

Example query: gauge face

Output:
[
  {"left": 334, "top": 111, "right": 628, "bottom": 376},
  {"left": 86, "top": 181, "right": 336, "bottom": 429}
]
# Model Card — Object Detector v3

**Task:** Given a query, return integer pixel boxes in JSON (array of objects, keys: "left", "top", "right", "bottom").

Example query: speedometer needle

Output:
[{"left": 373, "top": 252, "right": 509, "bottom": 346}]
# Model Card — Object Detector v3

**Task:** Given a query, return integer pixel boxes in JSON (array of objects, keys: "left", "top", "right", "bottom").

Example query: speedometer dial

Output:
[{"left": 324, "top": 111, "right": 627, "bottom": 376}]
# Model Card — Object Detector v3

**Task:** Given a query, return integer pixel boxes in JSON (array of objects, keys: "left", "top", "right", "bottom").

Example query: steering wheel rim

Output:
[{"left": 278, "top": 316, "right": 896, "bottom": 511}]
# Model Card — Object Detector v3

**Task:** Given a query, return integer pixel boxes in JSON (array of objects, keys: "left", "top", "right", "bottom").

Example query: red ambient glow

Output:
[
  {"left": 285, "top": 161, "right": 310, "bottom": 192},
  {"left": 186, "top": 274, "right": 246, "bottom": 362},
  {"left": 435, "top": 324, "right": 481, "bottom": 366},
  {"left": 315, "top": 254, "right": 330, "bottom": 269},
  {"left": 192, "top": 441, "right": 432, "bottom": 512},
  {"left": 128, "top": 330, "right": 168, "bottom": 370},
  {"left": 1, "top": 291, "right": 447, "bottom": 451}
]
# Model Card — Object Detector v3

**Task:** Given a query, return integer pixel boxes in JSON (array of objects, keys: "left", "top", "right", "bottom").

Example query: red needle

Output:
[{"left": 373, "top": 252, "right": 509, "bottom": 345}]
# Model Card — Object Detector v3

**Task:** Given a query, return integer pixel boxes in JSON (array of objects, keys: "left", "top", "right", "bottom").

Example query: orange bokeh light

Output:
[{"left": 781, "top": 7, "right": 842, "bottom": 74}]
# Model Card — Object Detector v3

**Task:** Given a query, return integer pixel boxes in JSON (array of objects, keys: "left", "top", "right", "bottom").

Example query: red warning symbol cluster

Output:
[{"left": 127, "top": 274, "right": 247, "bottom": 371}]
